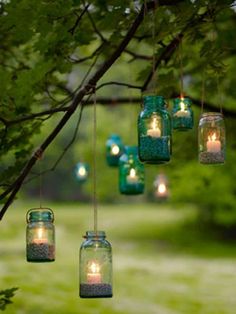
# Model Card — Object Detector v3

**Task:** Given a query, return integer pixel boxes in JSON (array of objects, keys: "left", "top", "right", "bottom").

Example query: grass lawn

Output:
[{"left": 1, "top": 201, "right": 236, "bottom": 314}]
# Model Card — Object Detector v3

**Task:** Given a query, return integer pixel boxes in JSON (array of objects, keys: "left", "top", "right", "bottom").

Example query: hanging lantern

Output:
[
  {"left": 138, "top": 95, "right": 171, "bottom": 164},
  {"left": 172, "top": 96, "right": 194, "bottom": 131},
  {"left": 106, "top": 134, "right": 124, "bottom": 167},
  {"left": 154, "top": 174, "right": 169, "bottom": 200},
  {"left": 119, "top": 146, "right": 144, "bottom": 195},
  {"left": 79, "top": 231, "right": 112, "bottom": 298},
  {"left": 198, "top": 112, "right": 225, "bottom": 164},
  {"left": 26, "top": 208, "right": 55, "bottom": 262},
  {"left": 75, "top": 162, "right": 89, "bottom": 183}
]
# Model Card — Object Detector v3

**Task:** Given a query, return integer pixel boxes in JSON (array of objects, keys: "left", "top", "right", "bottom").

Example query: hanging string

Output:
[
  {"left": 152, "top": 5, "right": 157, "bottom": 92},
  {"left": 201, "top": 70, "right": 205, "bottom": 114},
  {"left": 216, "top": 75, "right": 223, "bottom": 114},
  {"left": 92, "top": 86, "right": 98, "bottom": 234},
  {"left": 178, "top": 39, "right": 184, "bottom": 97}
]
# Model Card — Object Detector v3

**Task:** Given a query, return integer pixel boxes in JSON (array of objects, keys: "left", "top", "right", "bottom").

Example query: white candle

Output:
[
  {"left": 111, "top": 144, "right": 120, "bottom": 155},
  {"left": 127, "top": 168, "right": 138, "bottom": 183},
  {"left": 147, "top": 115, "right": 161, "bottom": 138},
  {"left": 175, "top": 100, "right": 190, "bottom": 117},
  {"left": 33, "top": 228, "right": 48, "bottom": 244},
  {"left": 87, "top": 262, "right": 102, "bottom": 284},
  {"left": 206, "top": 133, "right": 221, "bottom": 153}
]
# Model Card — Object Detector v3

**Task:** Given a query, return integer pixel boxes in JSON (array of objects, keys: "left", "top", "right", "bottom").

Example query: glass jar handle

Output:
[{"left": 26, "top": 207, "right": 54, "bottom": 223}]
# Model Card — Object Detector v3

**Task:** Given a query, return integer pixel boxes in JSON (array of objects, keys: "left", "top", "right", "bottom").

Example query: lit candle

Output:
[
  {"left": 206, "top": 133, "right": 221, "bottom": 153},
  {"left": 78, "top": 166, "right": 87, "bottom": 178},
  {"left": 33, "top": 227, "right": 48, "bottom": 244},
  {"left": 175, "top": 99, "right": 190, "bottom": 117},
  {"left": 111, "top": 144, "right": 120, "bottom": 155},
  {"left": 87, "top": 261, "right": 102, "bottom": 284},
  {"left": 127, "top": 168, "right": 138, "bottom": 183},
  {"left": 158, "top": 183, "right": 167, "bottom": 195},
  {"left": 147, "top": 115, "right": 161, "bottom": 138}
]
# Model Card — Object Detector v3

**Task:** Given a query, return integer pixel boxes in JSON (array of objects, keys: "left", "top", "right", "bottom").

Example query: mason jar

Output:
[
  {"left": 26, "top": 208, "right": 55, "bottom": 262},
  {"left": 172, "top": 97, "right": 194, "bottom": 131},
  {"left": 138, "top": 95, "right": 171, "bottom": 163},
  {"left": 119, "top": 146, "right": 145, "bottom": 195},
  {"left": 106, "top": 134, "right": 124, "bottom": 167},
  {"left": 79, "top": 231, "right": 112, "bottom": 298},
  {"left": 198, "top": 112, "right": 225, "bottom": 164}
]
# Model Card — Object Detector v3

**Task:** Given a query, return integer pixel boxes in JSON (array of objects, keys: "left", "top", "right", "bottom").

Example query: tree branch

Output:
[
  {"left": 0, "top": 2, "right": 153, "bottom": 220},
  {"left": 68, "top": 4, "right": 90, "bottom": 35}
]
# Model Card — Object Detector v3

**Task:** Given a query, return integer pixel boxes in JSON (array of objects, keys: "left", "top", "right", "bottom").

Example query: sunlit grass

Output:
[{"left": 1, "top": 201, "right": 236, "bottom": 314}]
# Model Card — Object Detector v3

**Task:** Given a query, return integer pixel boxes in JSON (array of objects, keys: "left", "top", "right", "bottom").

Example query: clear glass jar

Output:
[
  {"left": 138, "top": 95, "right": 171, "bottom": 164},
  {"left": 75, "top": 162, "right": 89, "bottom": 183},
  {"left": 172, "top": 97, "right": 194, "bottom": 131},
  {"left": 198, "top": 112, "right": 225, "bottom": 164},
  {"left": 79, "top": 231, "right": 112, "bottom": 298},
  {"left": 119, "top": 146, "right": 145, "bottom": 195},
  {"left": 26, "top": 208, "right": 55, "bottom": 262},
  {"left": 106, "top": 134, "right": 124, "bottom": 167}
]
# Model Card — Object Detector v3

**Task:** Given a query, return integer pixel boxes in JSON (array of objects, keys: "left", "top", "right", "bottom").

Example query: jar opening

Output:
[
  {"left": 84, "top": 231, "right": 106, "bottom": 239},
  {"left": 28, "top": 209, "right": 53, "bottom": 222}
]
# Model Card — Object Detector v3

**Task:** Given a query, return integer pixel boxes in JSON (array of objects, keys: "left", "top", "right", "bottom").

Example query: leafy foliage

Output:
[
  {"left": 0, "top": 0, "right": 236, "bottom": 226},
  {"left": 0, "top": 288, "right": 18, "bottom": 311}
]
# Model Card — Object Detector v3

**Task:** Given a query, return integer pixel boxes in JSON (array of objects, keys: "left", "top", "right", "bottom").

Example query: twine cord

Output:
[
  {"left": 92, "top": 86, "right": 98, "bottom": 234},
  {"left": 201, "top": 71, "right": 205, "bottom": 114}
]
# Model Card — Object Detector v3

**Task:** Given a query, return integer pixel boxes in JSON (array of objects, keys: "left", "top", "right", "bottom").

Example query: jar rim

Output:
[
  {"left": 200, "top": 112, "right": 223, "bottom": 118},
  {"left": 27, "top": 208, "right": 54, "bottom": 223},
  {"left": 84, "top": 230, "right": 106, "bottom": 238}
]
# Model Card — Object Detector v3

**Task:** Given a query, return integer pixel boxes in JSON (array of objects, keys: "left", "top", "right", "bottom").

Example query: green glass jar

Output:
[
  {"left": 198, "top": 112, "right": 225, "bottom": 164},
  {"left": 119, "top": 146, "right": 145, "bottom": 195},
  {"left": 106, "top": 134, "right": 124, "bottom": 167},
  {"left": 79, "top": 231, "right": 112, "bottom": 298},
  {"left": 26, "top": 208, "right": 55, "bottom": 263},
  {"left": 172, "top": 97, "right": 194, "bottom": 131},
  {"left": 75, "top": 162, "right": 89, "bottom": 183},
  {"left": 138, "top": 95, "right": 171, "bottom": 164}
]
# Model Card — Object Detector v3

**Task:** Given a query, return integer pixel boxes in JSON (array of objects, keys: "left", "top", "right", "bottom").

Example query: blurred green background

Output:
[{"left": 2, "top": 202, "right": 236, "bottom": 314}]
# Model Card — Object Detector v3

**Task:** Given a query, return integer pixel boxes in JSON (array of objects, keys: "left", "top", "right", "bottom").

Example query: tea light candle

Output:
[
  {"left": 127, "top": 168, "right": 138, "bottom": 183},
  {"left": 87, "top": 262, "right": 102, "bottom": 284},
  {"left": 147, "top": 115, "right": 161, "bottom": 138},
  {"left": 206, "top": 133, "right": 221, "bottom": 153},
  {"left": 175, "top": 100, "right": 190, "bottom": 117},
  {"left": 33, "top": 227, "right": 48, "bottom": 244},
  {"left": 111, "top": 144, "right": 120, "bottom": 155}
]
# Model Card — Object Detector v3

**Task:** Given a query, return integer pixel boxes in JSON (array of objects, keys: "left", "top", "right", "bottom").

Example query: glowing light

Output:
[
  {"left": 158, "top": 183, "right": 167, "bottom": 194},
  {"left": 111, "top": 145, "right": 120, "bottom": 155}
]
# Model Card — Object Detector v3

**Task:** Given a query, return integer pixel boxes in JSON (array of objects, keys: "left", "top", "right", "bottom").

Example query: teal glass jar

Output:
[
  {"left": 26, "top": 208, "right": 55, "bottom": 263},
  {"left": 106, "top": 134, "right": 124, "bottom": 167},
  {"left": 79, "top": 231, "right": 112, "bottom": 298},
  {"left": 172, "top": 97, "right": 194, "bottom": 131},
  {"left": 119, "top": 146, "right": 145, "bottom": 195},
  {"left": 198, "top": 112, "right": 225, "bottom": 164},
  {"left": 138, "top": 95, "right": 171, "bottom": 164},
  {"left": 75, "top": 162, "right": 89, "bottom": 183}
]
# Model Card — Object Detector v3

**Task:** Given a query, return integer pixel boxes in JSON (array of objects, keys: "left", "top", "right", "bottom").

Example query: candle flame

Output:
[
  {"left": 37, "top": 228, "right": 44, "bottom": 239},
  {"left": 208, "top": 132, "right": 217, "bottom": 142},
  {"left": 78, "top": 166, "right": 86, "bottom": 177},
  {"left": 111, "top": 144, "right": 120, "bottom": 155},
  {"left": 151, "top": 115, "right": 159, "bottom": 130},
  {"left": 180, "top": 100, "right": 185, "bottom": 111},
  {"left": 158, "top": 183, "right": 166, "bottom": 194},
  {"left": 89, "top": 262, "right": 100, "bottom": 274},
  {"left": 129, "top": 168, "right": 136, "bottom": 178}
]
